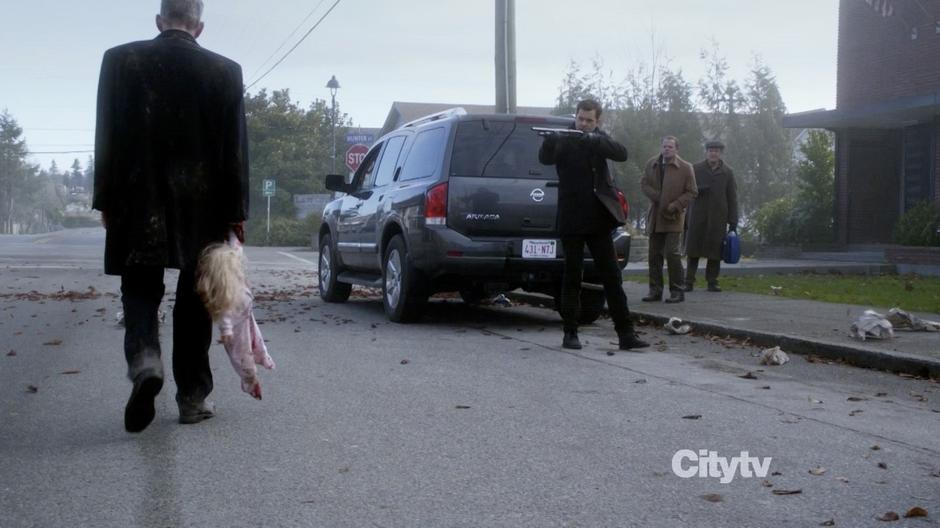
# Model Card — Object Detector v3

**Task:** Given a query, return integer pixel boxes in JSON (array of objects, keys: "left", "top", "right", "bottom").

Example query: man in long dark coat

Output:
[
  {"left": 538, "top": 99, "right": 648, "bottom": 351},
  {"left": 684, "top": 140, "right": 738, "bottom": 292},
  {"left": 93, "top": 0, "right": 249, "bottom": 432}
]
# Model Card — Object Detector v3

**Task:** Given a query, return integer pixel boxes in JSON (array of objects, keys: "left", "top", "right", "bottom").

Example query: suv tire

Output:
[
  {"left": 318, "top": 233, "right": 351, "bottom": 302},
  {"left": 383, "top": 235, "right": 427, "bottom": 323}
]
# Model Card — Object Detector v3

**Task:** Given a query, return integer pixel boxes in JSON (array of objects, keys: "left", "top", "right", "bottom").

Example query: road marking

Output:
[{"left": 277, "top": 252, "right": 315, "bottom": 266}]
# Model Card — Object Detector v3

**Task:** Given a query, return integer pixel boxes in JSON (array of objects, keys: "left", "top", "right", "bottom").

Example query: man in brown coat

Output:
[
  {"left": 684, "top": 140, "right": 739, "bottom": 292},
  {"left": 641, "top": 136, "right": 697, "bottom": 303}
]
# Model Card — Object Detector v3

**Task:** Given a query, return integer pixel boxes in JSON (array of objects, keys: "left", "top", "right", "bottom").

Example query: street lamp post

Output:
[{"left": 326, "top": 75, "right": 340, "bottom": 173}]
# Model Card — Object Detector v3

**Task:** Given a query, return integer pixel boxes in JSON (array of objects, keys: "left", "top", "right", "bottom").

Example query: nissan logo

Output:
[{"left": 530, "top": 188, "right": 545, "bottom": 202}]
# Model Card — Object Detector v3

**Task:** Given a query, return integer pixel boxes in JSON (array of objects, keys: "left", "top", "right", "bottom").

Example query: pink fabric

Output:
[{"left": 220, "top": 286, "right": 275, "bottom": 399}]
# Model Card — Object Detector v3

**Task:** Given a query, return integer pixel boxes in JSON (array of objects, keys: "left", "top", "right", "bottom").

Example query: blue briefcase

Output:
[{"left": 722, "top": 231, "right": 741, "bottom": 264}]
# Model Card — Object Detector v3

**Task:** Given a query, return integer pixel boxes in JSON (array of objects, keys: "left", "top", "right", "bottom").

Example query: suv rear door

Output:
[{"left": 446, "top": 116, "right": 571, "bottom": 239}]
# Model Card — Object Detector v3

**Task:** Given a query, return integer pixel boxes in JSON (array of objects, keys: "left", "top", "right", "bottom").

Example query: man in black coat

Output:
[
  {"left": 538, "top": 99, "right": 648, "bottom": 351},
  {"left": 93, "top": 0, "right": 249, "bottom": 432}
]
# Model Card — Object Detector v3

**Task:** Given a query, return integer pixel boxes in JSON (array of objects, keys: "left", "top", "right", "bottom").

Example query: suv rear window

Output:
[
  {"left": 399, "top": 127, "right": 446, "bottom": 182},
  {"left": 450, "top": 120, "right": 559, "bottom": 180}
]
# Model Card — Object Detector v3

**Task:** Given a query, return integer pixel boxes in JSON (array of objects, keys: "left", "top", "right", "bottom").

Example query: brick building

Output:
[{"left": 784, "top": 0, "right": 940, "bottom": 244}]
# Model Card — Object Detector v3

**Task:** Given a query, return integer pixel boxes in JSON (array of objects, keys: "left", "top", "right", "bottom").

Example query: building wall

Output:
[
  {"left": 837, "top": 0, "right": 940, "bottom": 109},
  {"left": 838, "top": 129, "right": 902, "bottom": 244}
]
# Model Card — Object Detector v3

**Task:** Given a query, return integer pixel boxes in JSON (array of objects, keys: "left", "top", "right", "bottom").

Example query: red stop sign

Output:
[{"left": 345, "top": 143, "right": 369, "bottom": 172}]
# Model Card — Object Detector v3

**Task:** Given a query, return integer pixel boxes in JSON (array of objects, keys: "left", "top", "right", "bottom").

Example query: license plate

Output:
[{"left": 522, "top": 239, "right": 557, "bottom": 259}]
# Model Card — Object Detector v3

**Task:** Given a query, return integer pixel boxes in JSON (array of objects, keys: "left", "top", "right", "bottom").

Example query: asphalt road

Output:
[{"left": 1, "top": 228, "right": 938, "bottom": 527}]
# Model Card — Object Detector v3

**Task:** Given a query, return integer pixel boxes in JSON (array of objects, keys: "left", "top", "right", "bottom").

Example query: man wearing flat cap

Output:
[{"left": 684, "top": 140, "right": 738, "bottom": 292}]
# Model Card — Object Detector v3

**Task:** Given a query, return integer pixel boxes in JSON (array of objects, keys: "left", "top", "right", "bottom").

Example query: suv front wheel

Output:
[
  {"left": 318, "top": 233, "right": 352, "bottom": 302},
  {"left": 383, "top": 235, "right": 427, "bottom": 322}
]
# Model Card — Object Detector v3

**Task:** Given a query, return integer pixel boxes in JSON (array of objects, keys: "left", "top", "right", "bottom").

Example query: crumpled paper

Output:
[
  {"left": 759, "top": 346, "right": 790, "bottom": 366},
  {"left": 664, "top": 317, "right": 691, "bottom": 335},
  {"left": 850, "top": 310, "right": 894, "bottom": 341},
  {"left": 886, "top": 308, "right": 940, "bottom": 332}
]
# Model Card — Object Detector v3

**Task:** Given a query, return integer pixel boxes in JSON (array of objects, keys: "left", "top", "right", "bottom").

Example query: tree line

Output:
[{"left": 552, "top": 42, "right": 833, "bottom": 243}]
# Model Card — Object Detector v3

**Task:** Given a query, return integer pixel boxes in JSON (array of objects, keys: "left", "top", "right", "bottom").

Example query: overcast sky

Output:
[{"left": 0, "top": 0, "right": 839, "bottom": 172}]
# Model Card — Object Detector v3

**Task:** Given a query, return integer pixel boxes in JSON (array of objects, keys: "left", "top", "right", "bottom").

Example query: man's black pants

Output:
[
  {"left": 560, "top": 232, "right": 632, "bottom": 334},
  {"left": 121, "top": 267, "right": 213, "bottom": 402}
]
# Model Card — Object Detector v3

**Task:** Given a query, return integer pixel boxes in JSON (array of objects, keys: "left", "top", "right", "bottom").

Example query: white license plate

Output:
[{"left": 522, "top": 239, "right": 557, "bottom": 259}]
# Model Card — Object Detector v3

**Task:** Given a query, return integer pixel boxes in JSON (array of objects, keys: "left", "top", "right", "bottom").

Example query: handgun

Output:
[{"left": 531, "top": 127, "right": 583, "bottom": 137}]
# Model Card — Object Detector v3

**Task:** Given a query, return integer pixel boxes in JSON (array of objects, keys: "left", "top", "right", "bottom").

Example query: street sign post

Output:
[
  {"left": 345, "top": 144, "right": 369, "bottom": 173},
  {"left": 262, "top": 179, "right": 276, "bottom": 244}
]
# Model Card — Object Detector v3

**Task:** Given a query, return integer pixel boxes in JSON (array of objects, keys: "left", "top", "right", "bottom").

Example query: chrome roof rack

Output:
[{"left": 400, "top": 107, "right": 467, "bottom": 129}]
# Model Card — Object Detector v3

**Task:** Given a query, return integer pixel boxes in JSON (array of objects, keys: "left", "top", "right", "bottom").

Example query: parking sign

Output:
[{"left": 262, "top": 179, "right": 276, "bottom": 197}]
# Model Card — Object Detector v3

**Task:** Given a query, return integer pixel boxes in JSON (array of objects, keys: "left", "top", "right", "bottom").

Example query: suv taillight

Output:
[
  {"left": 616, "top": 190, "right": 629, "bottom": 218},
  {"left": 425, "top": 182, "right": 448, "bottom": 225}
]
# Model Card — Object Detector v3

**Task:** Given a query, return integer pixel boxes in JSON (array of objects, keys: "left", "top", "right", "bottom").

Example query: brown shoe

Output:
[
  {"left": 664, "top": 291, "right": 685, "bottom": 304},
  {"left": 178, "top": 398, "right": 216, "bottom": 425}
]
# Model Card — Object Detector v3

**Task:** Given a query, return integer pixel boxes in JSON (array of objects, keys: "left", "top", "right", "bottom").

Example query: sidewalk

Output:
[{"left": 514, "top": 256, "right": 940, "bottom": 379}]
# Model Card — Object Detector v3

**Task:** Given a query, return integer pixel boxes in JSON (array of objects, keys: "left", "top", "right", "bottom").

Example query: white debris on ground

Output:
[
  {"left": 759, "top": 346, "right": 790, "bottom": 366},
  {"left": 664, "top": 317, "right": 691, "bottom": 335},
  {"left": 850, "top": 310, "right": 894, "bottom": 341},
  {"left": 492, "top": 293, "right": 513, "bottom": 307},
  {"left": 886, "top": 308, "right": 940, "bottom": 332},
  {"left": 770, "top": 285, "right": 783, "bottom": 296}
]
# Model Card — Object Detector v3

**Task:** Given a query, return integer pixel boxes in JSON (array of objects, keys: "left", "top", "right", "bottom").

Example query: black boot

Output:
[
  {"left": 664, "top": 291, "right": 685, "bottom": 304},
  {"left": 562, "top": 330, "right": 582, "bottom": 350},
  {"left": 682, "top": 281, "right": 694, "bottom": 292},
  {"left": 641, "top": 292, "right": 662, "bottom": 302},
  {"left": 618, "top": 330, "right": 650, "bottom": 350},
  {"left": 707, "top": 282, "right": 722, "bottom": 292}
]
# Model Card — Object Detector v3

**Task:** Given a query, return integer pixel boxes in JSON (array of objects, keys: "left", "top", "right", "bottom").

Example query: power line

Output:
[
  {"left": 247, "top": 0, "right": 329, "bottom": 82},
  {"left": 244, "top": 0, "right": 343, "bottom": 92}
]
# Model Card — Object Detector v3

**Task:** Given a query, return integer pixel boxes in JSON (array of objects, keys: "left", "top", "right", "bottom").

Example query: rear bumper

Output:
[{"left": 409, "top": 227, "right": 631, "bottom": 280}]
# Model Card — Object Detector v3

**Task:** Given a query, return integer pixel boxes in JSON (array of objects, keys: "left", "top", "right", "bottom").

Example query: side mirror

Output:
[{"left": 325, "top": 174, "right": 349, "bottom": 193}]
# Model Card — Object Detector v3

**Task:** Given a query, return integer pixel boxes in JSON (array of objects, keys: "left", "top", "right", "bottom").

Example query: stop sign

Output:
[{"left": 345, "top": 143, "right": 369, "bottom": 172}]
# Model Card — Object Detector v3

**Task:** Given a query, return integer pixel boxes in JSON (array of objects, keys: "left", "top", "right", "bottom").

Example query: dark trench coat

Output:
[
  {"left": 685, "top": 160, "right": 739, "bottom": 260},
  {"left": 538, "top": 128, "right": 628, "bottom": 235},
  {"left": 93, "top": 30, "right": 249, "bottom": 275}
]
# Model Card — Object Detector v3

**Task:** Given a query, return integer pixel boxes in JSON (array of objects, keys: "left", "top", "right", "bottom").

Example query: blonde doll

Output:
[{"left": 196, "top": 234, "right": 274, "bottom": 399}]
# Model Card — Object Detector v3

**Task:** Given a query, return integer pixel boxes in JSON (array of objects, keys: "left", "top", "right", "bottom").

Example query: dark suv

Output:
[{"left": 318, "top": 109, "right": 631, "bottom": 322}]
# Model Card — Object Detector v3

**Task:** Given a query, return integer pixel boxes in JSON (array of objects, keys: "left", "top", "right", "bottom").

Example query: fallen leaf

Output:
[
  {"left": 849, "top": 409, "right": 864, "bottom": 416},
  {"left": 819, "top": 520, "right": 835, "bottom": 526},
  {"left": 400, "top": 359, "right": 409, "bottom": 365},
  {"left": 739, "top": 372, "right": 758, "bottom": 379},
  {"left": 338, "top": 467, "right": 350, "bottom": 474},
  {"left": 871, "top": 445, "right": 881, "bottom": 451},
  {"left": 877, "top": 462, "right": 888, "bottom": 469},
  {"left": 847, "top": 396, "right": 868, "bottom": 402},
  {"left": 635, "top": 379, "right": 647, "bottom": 384},
  {"left": 772, "top": 489, "right": 802, "bottom": 495},
  {"left": 760, "top": 385, "right": 771, "bottom": 390},
  {"left": 875, "top": 392, "right": 888, "bottom": 397},
  {"left": 682, "top": 415, "right": 702, "bottom": 420},
  {"left": 834, "top": 476, "right": 849, "bottom": 483},
  {"left": 761, "top": 480, "right": 773, "bottom": 488},
  {"left": 809, "top": 467, "right": 827, "bottom": 476},
  {"left": 904, "top": 507, "right": 928, "bottom": 518},
  {"left": 43, "top": 339, "right": 63, "bottom": 346},
  {"left": 6, "top": 350, "right": 15, "bottom": 357},
  {"left": 809, "top": 397, "right": 824, "bottom": 405},
  {"left": 771, "top": 471, "right": 783, "bottom": 476},
  {"left": 876, "top": 511, "right": 899, "bottom": 521},
  {"left": 455, "top": 405, "right": 471, "bottom": 409},
  {"left": 26, "top": 385, "right": 38, "bottom": 393},
  {"left": 60, "top": 370, "right": 81, "bottom": 375},
  {"left": 700, "top": 493, "right": 723, "bottom": 503},
  {"left": 606, "top": 351, "right": 615, "bottom": 356}
]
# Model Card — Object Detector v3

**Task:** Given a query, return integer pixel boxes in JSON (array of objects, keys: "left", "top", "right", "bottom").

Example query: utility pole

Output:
[{"left": 495, "top": 0, "right": 516, "bottom": 114}]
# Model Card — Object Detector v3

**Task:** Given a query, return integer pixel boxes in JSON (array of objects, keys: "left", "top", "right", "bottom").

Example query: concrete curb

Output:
[{"left": 507, "top": 292, "right": 940, "bottom": 380}]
